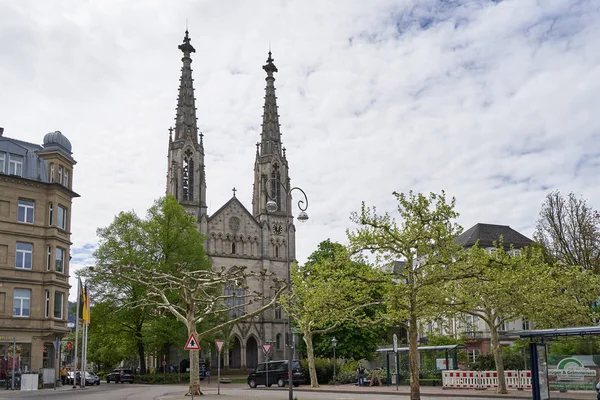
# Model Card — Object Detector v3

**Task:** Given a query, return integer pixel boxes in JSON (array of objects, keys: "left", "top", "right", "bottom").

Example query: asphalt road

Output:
[{"left": 0, "top": 383, "right": 524, "bottom": 400}]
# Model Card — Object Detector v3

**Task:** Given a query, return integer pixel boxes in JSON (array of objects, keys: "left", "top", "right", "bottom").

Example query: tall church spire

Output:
[
  {"left": 174, "top": 30, "right": 198, "bottom": 143},
  {"left": 253, "top": 51, "right": 291, "bottom": 218},
  {"left": 260, "top": 51, "right": 282, "bottom": 157},
  {"left": 166, "top": 30, "right": 207, "bottom": 223}
]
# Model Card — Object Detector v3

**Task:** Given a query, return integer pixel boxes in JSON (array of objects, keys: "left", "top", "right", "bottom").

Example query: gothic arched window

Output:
[
  {"left": 182, "top": 149, "right": 194, "bottom": 201},
  {"left": 270, "top": 164, "right": 281, "bottom": 211},
  {"left": 224, "top": 284, "right": 245, "bottom": 318},
  {"left": 275, "top": 245, "right": 279, "bottom": 258},
  {"left": 232, "top": 242, "right": 236, "bottom": 254}
]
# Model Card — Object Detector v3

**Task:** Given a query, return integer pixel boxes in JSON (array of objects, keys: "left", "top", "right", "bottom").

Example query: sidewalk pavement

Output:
[{"left": 157, "top": 381, "right": 595, "bottom": 400}]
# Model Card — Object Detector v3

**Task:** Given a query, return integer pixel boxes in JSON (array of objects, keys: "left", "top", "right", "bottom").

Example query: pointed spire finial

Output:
[
  {"left": 179, "top": 29, "right": 195, "bottom": 55},
  {"left": 199, "top": 132, "right": 204, "bottom": 146},
  {"left": 263, "top": 50, "right": 278, "bottom": 75}
]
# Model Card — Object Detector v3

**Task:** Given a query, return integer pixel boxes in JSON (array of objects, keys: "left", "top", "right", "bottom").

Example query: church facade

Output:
[{"left": 165, "top": 31, "right": 295, "bottom": 369}]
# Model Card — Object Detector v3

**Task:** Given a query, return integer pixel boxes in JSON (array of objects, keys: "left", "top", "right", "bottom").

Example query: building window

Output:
[
  {"left": 58, "top": 166, "right": 63, "bottom": 184},
  {"left": 16, "top": 242, "right": 33, "bottom": 270},
  {"left": 49, "top": 163, "right": 54, "bottom": 182},
  {"left": 57, "top": 205, "right": 67, "bottom": 230},
  {"left": 46, "top": 245, "right": 52, "bottom": 271},
  {"left": 54, "top": 292, "right": 64, "bottom": 319},
  {"left": 55, "top": 247, "right": 65, "bottom": 273},
  {"left": 18, "top": 199, "right": 35, "bottom": 224},
  {"left": 48, "top": 202, "right": 53, "bottom": 225},
  {"left": 224, "top": 285, "right": 245, "bottom": 318},
  {"left": 467, "top": 349, "right": 480, "bottom": 363},
  {"left": 500, "top": 321, "right": 507, "bottom": 331},
  {"left": 275, "top": 306, "right": 282, "bottom": 320},
  {"left": 64, "top": 170, "right": 69, "bottom": 188},
  {"left": 276, "top": 334, "right": 282, "bottom": 350},
  {"left": 13, "top": 289, "right": 31, "bottom": 317},
  {"left": 231, "top": 242, "right": 236, "bottom": 254},
  {"left": 0, "top": 153, "right": 5, "bottom": 173},
  {"left": 9, "top": 154, "right": 23, "bottom": 176},
  {"left": 45, "top": 290, "right": 50, "bottom": 318},
  {"left": 522, "top": 320, "right": 530, "bottom": 330},
  {"left": 275, "top": 245, "right": 279, "bottom": 258}
]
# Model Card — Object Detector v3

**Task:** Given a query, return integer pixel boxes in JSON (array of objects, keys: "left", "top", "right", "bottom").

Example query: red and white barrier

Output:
[
  {"left": 519, "top": 371, "right": 532, "bottom": 389},
  {"left": 442, "top": 370, "right": 532, "bottom": 390}
]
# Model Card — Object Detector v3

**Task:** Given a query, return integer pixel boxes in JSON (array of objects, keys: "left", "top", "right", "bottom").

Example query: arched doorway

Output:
[
  {"left": 228, "top": 337, "right": 242, "bottom": 369},
  {"left": 246, "top": 336, "right": 258, "bottom": 368}
]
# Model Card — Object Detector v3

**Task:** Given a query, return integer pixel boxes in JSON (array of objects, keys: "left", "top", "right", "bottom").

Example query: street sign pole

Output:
[
  {"left": 214, "top": 340, "right": 225, "bottom": 395},
  {"left": 393, "top": 333, "right": 398, "bottom": 391}
]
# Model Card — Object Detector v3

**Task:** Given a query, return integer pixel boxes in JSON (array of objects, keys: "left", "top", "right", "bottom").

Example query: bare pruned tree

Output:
[
  {"left": 117, "top": 263, "right": 286, "bottom": 396},
  {"left": 534, "top": 191, "right": 600, "bottom": 271}
]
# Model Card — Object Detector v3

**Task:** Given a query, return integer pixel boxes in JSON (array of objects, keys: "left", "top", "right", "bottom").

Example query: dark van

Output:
[{"left": 247, "top": 359, "right": 304, "bottom": 388}]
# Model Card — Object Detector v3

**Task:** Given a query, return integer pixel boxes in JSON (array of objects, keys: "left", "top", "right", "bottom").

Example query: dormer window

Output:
[
  {"left": 49, "top": 163, "right": 54, "bottom": 182},
  {"left": 58, "top": 166, "right": 63, "bottom": 184},
  {"left": 0, "top": 153, "right": 5, "bottom": 174},
  {"left": 9, "top": 154, "right": 23, "bottom": 176},
  {"left": 64, "top": 169, "right": 69, "bottom": 188}
]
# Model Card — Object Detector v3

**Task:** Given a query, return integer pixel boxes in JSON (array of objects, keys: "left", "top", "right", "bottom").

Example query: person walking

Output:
[
  {"left": 369, "top": 367, "right": 383, "bottom": 387},
  {"left": 357, "top": 364, "right": 366, "bottom": 386},
  {"left": 60, "top": 367, "right": 68, "bottom": 385}
]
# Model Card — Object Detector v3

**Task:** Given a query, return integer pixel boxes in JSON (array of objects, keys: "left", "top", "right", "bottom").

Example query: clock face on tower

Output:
[{"left": 272, "top": 223, "right": 283, "bottom": 235}]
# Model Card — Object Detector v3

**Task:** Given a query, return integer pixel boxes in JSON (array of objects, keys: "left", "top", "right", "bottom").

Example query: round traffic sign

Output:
[{"left": 162, "top": 360, "right": 167, "bottom": 366}]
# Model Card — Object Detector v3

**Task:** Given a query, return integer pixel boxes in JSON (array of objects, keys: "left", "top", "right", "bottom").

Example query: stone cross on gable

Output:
[{"left": 232, "top": 187, "right": 237, "bottom": 197}]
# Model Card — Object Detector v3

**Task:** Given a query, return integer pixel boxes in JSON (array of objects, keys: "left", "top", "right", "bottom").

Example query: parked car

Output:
[
  {"left": 84, "top": 372, "right": 100, "bottom": 386},
  {"left": 247, "top": 360, "right": 304, "bottom": 388},
  {"left": 67, "top": 371, "right": 100, "bottom": 386},
  {"left": 106, "top": 368, "right": 134, "bottom": 384}
]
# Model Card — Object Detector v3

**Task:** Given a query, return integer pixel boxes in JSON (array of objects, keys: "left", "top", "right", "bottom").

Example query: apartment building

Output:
[{"left": 0, "top": 128, "right": 78, "bottom": 377}]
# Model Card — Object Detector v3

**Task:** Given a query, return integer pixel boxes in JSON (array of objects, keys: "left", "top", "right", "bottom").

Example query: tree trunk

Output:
[
  {"left": 187, "top": 324, "right": 202, "bottom": 396},
  {"left": 136, "top": 332, "right": 146, "bottom": 374},
  {"left": 303, "top": 332, "right": 319, "bottom": 387},
  {"left": 408, "top": 313, "right": 421, "bottom": 400},
  {"left": 489, "top": 323, "right": 507, "bottom": 394}
]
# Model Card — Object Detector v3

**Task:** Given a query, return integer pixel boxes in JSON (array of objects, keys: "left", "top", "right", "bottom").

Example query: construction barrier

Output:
[
  {"left": 519, "top": 370, "right": 532, "bottom": 389},
  {"left": 442, "top": 370, "right": 532, "bottom": 390},
  {"left": 443, "top": 371, "right": 480, "bottom": 388}
]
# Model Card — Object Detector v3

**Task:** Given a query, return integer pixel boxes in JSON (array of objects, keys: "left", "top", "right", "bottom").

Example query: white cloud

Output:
[{"left": 1, "top": 0, "right": 598, "bottom": 300}]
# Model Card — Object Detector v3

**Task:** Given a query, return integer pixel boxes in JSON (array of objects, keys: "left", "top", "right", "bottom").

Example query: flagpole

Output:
[
  {"left": 81, "top": 323, "right": 87, "bottom": 387},
  {"left": 73, "top": 278, "right": 81, "bottom": 388}
]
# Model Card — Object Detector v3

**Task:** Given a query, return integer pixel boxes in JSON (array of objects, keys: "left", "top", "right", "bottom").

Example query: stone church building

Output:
[{"left": 165, "top": 31, "right": 295, "bottom": 369}]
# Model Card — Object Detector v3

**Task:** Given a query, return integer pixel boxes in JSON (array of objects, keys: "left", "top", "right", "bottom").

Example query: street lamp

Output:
[
  {"left": 265, "top": 178, "right": 309, "bottom": 400},
  {"left": 331, "top": 337, "right": 338, "bottom": 382}
]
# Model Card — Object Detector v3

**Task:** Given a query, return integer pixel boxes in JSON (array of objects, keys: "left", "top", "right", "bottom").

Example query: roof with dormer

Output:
[{"left": 456, "top": 223, "right": 533, "bottom": 249}]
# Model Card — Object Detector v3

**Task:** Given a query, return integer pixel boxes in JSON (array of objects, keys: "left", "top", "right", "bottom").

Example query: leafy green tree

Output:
[
  {"left": 448, "top": 243, "right": 600, "bottom": 394},
  {"left": 347, "top": 191, "right": 465, "bottom": 400},
  {"left": 100, "top": 196, "right": 285, "bottom": 395},
  {"left": 285, "top": 240, "right": 384, "bottom": 387},
  {"left": 80, "top": 211, "right": 151, "bottom": 373},
  {"left": 86, "top": 301, "right": 137, "bottom": 369}
]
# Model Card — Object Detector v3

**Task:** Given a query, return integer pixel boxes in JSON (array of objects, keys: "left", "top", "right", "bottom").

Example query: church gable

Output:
[{"left": 207, "top": 197, "right": 262, "bottom": 258}]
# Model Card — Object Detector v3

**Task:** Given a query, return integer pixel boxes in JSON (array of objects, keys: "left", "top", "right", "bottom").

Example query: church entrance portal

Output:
[
  {"left": 228, "top": 337, "right": 241, "bottom": 369},
  {"left": 246, "top": 337, "right": 258, "bottom": 368}
]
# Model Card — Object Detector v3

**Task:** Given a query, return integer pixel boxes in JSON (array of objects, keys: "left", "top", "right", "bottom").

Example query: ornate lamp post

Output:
[
  {"left": 265, "top": 179, "right": 309, "bottom": 400},
  {"left": 332, "top": 337, "right": 338, "bottom": 382}
]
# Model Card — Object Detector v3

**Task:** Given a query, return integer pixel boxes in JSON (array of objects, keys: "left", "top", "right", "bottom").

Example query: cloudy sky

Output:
[{"left": 1, "top": 0, "right": 599, "bottom": 299}]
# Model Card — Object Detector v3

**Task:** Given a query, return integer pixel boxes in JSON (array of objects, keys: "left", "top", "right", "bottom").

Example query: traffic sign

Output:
[
  {"left": 262, "top": 343, "right": 273, "bottom": 354},
  {"left": 162, "top": 360, "right": 167, "bottom": 366},
  {"left": 392, "top": 333, "right": 398, "bottom": 353},
  {"left": 215, "top": 339, "right": 225, "bottom": 354},
  {"left": 185, "top": 333, "right": 200, "bottom": 350},
  {"left": 66, "top": 342, "right": 73, "bottom": 350}
]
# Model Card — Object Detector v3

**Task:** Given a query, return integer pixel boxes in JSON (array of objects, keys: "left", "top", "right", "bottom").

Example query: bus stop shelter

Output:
[
  {"left": 376, "top": 344, "right": 466, "bottom": 385},
  {"left": 516, "top": 326, "right": 600, "bottom": 400}
]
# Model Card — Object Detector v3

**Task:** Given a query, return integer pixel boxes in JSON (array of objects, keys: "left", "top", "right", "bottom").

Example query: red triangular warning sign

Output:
[
  {"left": 185, "top": 333, "right": 200, "bottom": 350},
  {"left": 262, "top": 343, "right": 273, "bottom": 354},
  {"left": 215, "top": 339, "right": 225, "bottom": 353}
]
